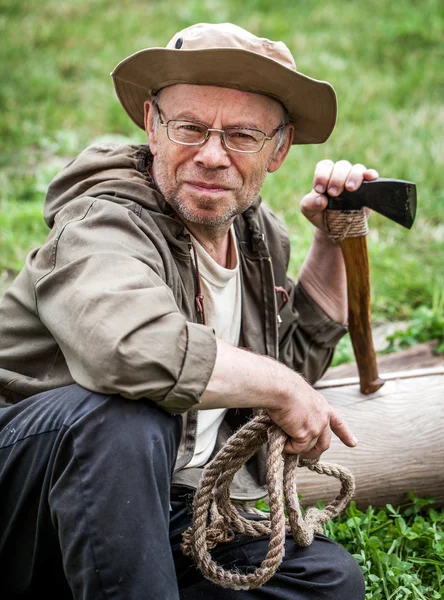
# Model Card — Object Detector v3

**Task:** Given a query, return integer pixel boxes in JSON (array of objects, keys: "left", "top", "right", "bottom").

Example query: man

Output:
[{"left": 0, "top": 23, "right": 377, "bottom": 599}]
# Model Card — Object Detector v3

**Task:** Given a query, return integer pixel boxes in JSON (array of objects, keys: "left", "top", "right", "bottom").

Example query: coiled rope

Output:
[{"left": 181, "top": 411, "right": 355, "bottom": 590}]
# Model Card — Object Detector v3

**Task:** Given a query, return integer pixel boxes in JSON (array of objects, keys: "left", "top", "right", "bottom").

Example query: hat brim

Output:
[{"left": 111, "top": 47, "right": 337, "bottom": 144}]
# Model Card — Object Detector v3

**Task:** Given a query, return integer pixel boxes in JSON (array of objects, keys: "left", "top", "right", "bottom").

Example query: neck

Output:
[{"left": 186, "top": 221, "right": 235, "bottom": 268}]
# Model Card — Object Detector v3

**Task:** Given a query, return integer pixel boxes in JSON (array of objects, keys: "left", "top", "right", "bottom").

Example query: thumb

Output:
[{"left": 300, "top": 191, "right": 328, "bottom": 231}]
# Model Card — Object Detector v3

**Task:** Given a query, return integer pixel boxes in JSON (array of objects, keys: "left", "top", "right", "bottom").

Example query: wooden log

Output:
[
  {"left": 321, "top": 340, "right": 443, "bottom": 380},
  {"left": 297, "top": 367, "right": 444, "bottom": 509}
]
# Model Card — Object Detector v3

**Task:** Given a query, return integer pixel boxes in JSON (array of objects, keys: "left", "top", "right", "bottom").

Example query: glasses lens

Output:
[
  {"left": 167, "top": 121, "right": 207, "bottom": 144},
  {"left": 224, "top": 128, "right": 265, "bottom": 152}
]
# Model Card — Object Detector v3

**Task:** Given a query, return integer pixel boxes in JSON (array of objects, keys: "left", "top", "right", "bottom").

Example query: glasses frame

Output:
[{"left": 156, "top": 105, "right": 284, "bottom": 154}]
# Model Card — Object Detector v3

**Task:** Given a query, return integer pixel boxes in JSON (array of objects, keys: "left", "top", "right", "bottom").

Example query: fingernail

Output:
[
  {"left": 328, "top": 186, "right": 338, "bottom": 196},
  {"left": 315, "top": 195, "right": 324, "bottom": 207},
  {"left": 347, "top": 181, "right": 356, "bottom": 190},
  {"left": 315, "top": 184, "right": 324, "bottom": 193},
  {"left": 352, "top": 435, "right": 358, "bottom": 445}
]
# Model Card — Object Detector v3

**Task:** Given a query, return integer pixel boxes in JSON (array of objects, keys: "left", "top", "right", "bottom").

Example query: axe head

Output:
[{"left": 326, "top": 178, "right": 417, "bottom": 229}]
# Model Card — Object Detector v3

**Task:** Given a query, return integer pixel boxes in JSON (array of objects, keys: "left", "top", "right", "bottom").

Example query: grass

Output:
[
  {"left": 256, "top": 492, "right": 444, "bottom": 599},
  {"left": 325, "top": 494, "right": 444, "bottom": 599},
  {"left": 1, "top": 0, "right": 443, "bottom": 595},
  {"left": 384, "top": 288, "right": 444, "bottom": 354}
]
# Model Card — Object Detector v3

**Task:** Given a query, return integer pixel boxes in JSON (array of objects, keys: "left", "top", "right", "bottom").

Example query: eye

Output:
[
  {"left": 181, "top": 124, "right": 202, "bottom": 131},
  {"left": 232, "top": 131, "right": 255, "bottom": 139},
  {"left": 169, "top": 121, "right": 207, "bottom": 142},
  {"left": 176, "top": 122, "right": 206, "bottom": 134},
  {"left": 226, "top": 128, "right": 263, "bottom": 142}
]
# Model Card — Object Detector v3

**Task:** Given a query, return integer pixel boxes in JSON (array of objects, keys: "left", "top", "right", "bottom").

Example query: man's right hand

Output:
[{"left": 195, "top": 339, "right": 357, "bottom": 459}]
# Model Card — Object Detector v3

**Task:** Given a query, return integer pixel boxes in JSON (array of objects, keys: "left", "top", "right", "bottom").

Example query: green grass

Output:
[
  {"left": 1, "top": 0, "right": 443, "bottom": 594},
  {"left": 256, "top": 492, "right": 444, "bottom": 599},
  {"left": 384, "top": 288, "right": 444, "bottom": 355},
  {"left": 331, "top": 288, "right": 444, "bottom": 366},
  {"left": 325, "top": 494, "right": 444, "bottom": 599}
]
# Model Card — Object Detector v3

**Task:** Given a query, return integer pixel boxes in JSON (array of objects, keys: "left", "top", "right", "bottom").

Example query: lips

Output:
[{"left": 186, "top": 181, "right": 231, "bottom": 191}]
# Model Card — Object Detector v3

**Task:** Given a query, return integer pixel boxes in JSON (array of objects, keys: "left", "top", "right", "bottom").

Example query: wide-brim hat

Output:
[{"left": 111, "top": 23, "right": 337, "bottom": 145}]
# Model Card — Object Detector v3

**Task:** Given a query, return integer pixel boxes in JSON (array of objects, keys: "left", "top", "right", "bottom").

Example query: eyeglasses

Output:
[{"left": 156, "top": 105, "right": 285, "bottom": 154}]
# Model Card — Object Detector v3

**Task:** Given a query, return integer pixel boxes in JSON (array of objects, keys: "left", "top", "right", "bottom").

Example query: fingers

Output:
[
  {"left": 300, "top": 160, "right": 379, "bottom": 231},
  {"left": 282, "top": 407, "right": 357, "bottom": 459},
  {"left": 313, "top": 159, "right": 351, "bottom": 197},
  {"left": 363, "top": 168, "right": 379, "bottom": 182},
  {"left": 312, "top": 159, "right": 379, "bottom": 197},
  {"left": 268, "top": 398, "right": 328, "bottom": 457},
  {"left": 329, "top": 407, "right": 358, "bottom": 448},
  {"left": 284, "top": 424, "right": 332, "bottom": 458},
  {"left": 266, "top": 377, "right": 357, "bottom": 459}
]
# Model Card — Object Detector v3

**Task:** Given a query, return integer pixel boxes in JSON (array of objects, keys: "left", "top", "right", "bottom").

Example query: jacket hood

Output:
[{"left": 44, "top": 142, "right": 177, "bottom": 228}]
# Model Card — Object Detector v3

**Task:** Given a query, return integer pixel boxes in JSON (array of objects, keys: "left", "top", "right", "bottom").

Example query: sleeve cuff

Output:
[
  {"left": 158, "top": 321, "right": 217, "bottom": 414},
  {"left": 293, "top": 282, "right": 348, "bottom": 348}
]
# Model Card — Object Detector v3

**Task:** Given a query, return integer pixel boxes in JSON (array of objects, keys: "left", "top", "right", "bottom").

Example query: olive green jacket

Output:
[{"left": 0, "top": 143, "right": 346, "bottom": 498}]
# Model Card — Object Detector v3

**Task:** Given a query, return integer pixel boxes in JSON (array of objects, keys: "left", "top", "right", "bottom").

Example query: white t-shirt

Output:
[{"left": 182, "top": 226, "right": 242, "bottom": 468}]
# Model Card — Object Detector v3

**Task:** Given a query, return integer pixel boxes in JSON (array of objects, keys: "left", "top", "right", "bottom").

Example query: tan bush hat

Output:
[{"left": 111, "top": 22, "right": 337, "bottom": 144}]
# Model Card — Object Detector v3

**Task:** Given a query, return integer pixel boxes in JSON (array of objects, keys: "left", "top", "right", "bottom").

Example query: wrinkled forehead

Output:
[{"left": 154, "top": 83, "right": 287, "bottom": 121}]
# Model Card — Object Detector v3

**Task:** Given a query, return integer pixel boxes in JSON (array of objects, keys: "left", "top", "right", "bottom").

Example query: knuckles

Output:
[{"left": 334, "top": 159, "right": 353, "bottom": 169}]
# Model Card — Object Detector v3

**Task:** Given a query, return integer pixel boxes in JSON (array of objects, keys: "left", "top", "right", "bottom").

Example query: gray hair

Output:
[
  {"left": 150, "top": 94, "right": 161, "bottom": 129},
  {"left": 274, "top": 106, "right": 292, "bottom": 152}
]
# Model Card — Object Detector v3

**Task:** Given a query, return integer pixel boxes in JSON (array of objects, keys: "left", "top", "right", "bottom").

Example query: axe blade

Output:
[{"left": 326, "top": 178, "right": 417, "bottom": 229}]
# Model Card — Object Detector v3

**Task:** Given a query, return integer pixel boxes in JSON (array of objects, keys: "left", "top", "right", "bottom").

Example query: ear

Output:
[
  {"left": 267, "top": 125, "right": 294, "bottom": 173},
  {"left": 144, "top": 100, "right": 158, "bottom": 155}
]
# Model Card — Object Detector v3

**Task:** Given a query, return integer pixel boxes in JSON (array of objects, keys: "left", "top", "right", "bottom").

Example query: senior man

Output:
[{"left": 0, "top": 23, "right": 375, "bottom": 599}]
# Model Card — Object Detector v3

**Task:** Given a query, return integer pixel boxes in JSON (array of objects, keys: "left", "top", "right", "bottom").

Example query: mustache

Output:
[{"left": 179, "top": 167, "right": 242, "bottom": 188}]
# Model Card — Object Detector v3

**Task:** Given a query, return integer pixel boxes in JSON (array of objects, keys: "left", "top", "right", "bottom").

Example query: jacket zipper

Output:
[{"left": 263, "top": 256, "right": 279, "bottom": 360}]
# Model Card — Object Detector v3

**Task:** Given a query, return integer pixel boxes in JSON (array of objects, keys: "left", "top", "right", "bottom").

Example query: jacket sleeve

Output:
[
  {"left": 277, "top": 280, "right": 348, "bottom": 383},
  {"left": 31, "top": 197, "right": 217, "bottom": 414}
]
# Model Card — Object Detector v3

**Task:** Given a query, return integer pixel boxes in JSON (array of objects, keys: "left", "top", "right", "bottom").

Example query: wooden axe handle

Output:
[{"left": 340, "top": 235, "right": 385, "bottom": 394}]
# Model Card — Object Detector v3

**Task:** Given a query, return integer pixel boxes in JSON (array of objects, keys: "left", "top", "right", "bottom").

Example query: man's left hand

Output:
[{"left": 300, "top": 159, "right": 379, "bottom": 233}]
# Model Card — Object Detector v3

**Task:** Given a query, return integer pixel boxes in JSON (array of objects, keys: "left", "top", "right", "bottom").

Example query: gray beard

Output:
[{"left": 163, "top": 192, "right": 257, "bottom": 227}]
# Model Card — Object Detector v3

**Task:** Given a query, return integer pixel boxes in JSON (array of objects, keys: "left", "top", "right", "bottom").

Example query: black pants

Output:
[{"left": 0, "top": 385, "right": 365, "bottom": 599}]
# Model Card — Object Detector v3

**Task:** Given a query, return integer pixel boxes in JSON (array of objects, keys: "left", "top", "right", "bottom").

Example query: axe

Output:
[{"left": 326, "top": 178, "right": 417, "bottom": 394}]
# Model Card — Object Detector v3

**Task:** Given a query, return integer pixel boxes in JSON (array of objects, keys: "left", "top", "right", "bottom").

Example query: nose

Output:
[{"left": 193, "top": 131, "right": 232, "bottom": 169}]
